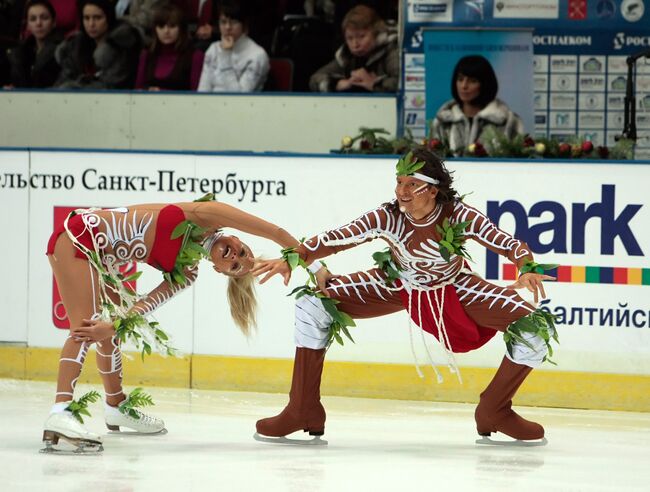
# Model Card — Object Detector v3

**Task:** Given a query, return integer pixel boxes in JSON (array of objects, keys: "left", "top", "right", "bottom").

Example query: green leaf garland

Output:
[
  {"left": 519, "top": 261, "right": 559, "bottom": 275},
  {"left": 504, "top": 309, "right": 559, "bottom": 365},
  {"left": 395, "top": 150, "right": 426, "bottom": 177},
  {"left": 435, "top": 217, "right": 472, "bottom": 263},
  {"left": 288, "top": 284, "right": 356, "bottom": 349},
  {"left": 372, "top": 248, "right": 402, "bottom": 286}
]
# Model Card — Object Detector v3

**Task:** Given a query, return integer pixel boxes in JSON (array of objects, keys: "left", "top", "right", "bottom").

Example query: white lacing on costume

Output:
[
  {"left": 304, "top": 204, "right": 463, "bottom": 286},
  {"left": 64, "top": 208, "right": 176, "bottom": 356},
  {"left": 452, "top": 201, "right": 531, "bottom": 261},
  {"left": 96, "top": 335, "right": 123, "bottom": 376},
  {"left": 86, "top": 209, "right": 153, "bottom": 267},
  {"left": 455, "top": 275, "right": 534, "bottom": 314},
  {"left": 56, "top": 339, "right": 89, "bottom": 397},
  {"left": 304, "top": 200, "right": 536, "bottom": 383},
  {"left": 328, "top": 265, "right": 461, "bottom": 382}
]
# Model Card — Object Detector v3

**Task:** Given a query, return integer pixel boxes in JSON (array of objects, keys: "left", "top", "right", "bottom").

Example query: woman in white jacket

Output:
[
  {"left": 430, "top": 55, "right": 524, "bottom": 155},
  {"left": 197, "top": 1, "right": 269, "bottom": 92}
]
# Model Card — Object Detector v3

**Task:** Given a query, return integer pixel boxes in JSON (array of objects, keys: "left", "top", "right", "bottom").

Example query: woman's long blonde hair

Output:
[{"left": 227, "top": 273, "right": 257, "bottom": 336}]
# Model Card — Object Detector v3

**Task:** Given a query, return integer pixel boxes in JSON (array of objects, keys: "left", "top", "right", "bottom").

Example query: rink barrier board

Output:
[{"left": 1, "top": 346, "right": 649, "bottom": 412}]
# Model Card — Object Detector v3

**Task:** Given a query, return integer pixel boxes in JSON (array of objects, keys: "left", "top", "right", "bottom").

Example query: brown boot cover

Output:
[
  {"left": 256, "top": 347, "right": 326, "bottom": 437},
  {"left": 475, "top": 356, "right": 544, "bottom": 440}
]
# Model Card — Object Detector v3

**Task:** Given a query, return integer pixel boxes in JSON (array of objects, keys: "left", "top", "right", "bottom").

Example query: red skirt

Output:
[{"left": 398, "top": 283, "right": 497, "bottom": 353}]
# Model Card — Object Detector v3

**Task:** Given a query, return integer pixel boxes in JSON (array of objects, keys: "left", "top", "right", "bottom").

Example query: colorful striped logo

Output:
[{"left": 502, "top": 264, "right": 650, "bottom": 285}]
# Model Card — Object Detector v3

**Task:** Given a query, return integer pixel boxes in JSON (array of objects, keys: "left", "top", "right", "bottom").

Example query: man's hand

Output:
[
  {"left": 251, "top": 258, "right": 292, "bottom": 285},
  {"left": 71, "top": 319, "right": 116, "bottom": 343},
  {"left": 507, "top": 272, "right": 555, "bottom": 304},
  {"left": 314, "top": 266, "right": 334, "bottom": 295}
]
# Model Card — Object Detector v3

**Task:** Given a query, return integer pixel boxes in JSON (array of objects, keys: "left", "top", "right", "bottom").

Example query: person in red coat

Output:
[{"left": 134, "top": 3, "right": 204, "bottom": 91}]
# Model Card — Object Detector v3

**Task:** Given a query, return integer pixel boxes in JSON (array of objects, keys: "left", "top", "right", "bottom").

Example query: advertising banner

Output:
[
  {"left": 2, "top": 150, "right": 649, "bottom": 374},
  {"left": 402, "top": 0, "right": 650, "bottom": 158},
  {"left": 423, "top": 28, "right": 535, "bottom": 138}
]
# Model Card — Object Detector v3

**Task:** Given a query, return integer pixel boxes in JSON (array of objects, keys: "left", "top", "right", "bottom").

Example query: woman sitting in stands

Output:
[
  {"left": 430, "top": 55, "right": 525, "bottom": 155},
  {"left": 42, "top": 197, "right": 298, "bottom": 453},
  {"left": 197, "top": 0, "right": 269, "bottom": 92},
  {"left": 309, "top": 5, "right": 398, "bottom": 93},
  {"left": 134, "top": 4, "right": 204, "bottom": 91},
  {"left": 54, "top": 0, "right": 141, "bottom": 89},
  {"left": 5, "top": 0, "right": 63, "bottom": 88}
]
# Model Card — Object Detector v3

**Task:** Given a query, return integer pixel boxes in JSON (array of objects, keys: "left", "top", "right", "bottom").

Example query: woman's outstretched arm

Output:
[{"left": 190, "top": 202, "right": 299, "bottom": 248}]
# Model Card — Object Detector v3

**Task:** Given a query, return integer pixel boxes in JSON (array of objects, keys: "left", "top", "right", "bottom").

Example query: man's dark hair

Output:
[{"left": 450, "top": 55, "right": 498, "bottom": 109}]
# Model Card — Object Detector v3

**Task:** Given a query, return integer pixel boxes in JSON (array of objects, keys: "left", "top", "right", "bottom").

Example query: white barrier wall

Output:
[
  {"left": 0, "top": 92, "right": 397, "bottom": 153},
  {"left": 1, "top": 150, "right": 649, "bottom": 375}
]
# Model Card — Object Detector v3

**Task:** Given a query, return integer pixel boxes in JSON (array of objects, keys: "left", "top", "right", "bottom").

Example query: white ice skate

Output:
[
  {"left": 41, "top": 411, "right": 104, "bottom": 454},
  {"left": 105, "top": 403, "right": 167, "bottom": 435}
]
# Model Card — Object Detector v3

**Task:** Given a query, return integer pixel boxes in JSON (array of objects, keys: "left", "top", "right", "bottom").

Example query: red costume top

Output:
[{"left": 47, "top": 205, "right": 185, "bottom": 273}]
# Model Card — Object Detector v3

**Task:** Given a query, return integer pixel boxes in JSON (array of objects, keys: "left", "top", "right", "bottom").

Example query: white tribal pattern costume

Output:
[{"left": 292, "top": 199, "right": 549, "bottom": 373}]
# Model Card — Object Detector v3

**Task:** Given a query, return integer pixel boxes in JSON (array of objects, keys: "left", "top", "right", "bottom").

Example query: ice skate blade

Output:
[
  {"left": 40, "top": 435, "right": 103, "bottom": 454},
  {"left": 253, "top": 432, "right": 328, "bottom": 446},
  {"left": 475, "top": 435, "right": 548, "bottom": 447},
  {"left": 106, "top": 426, "right": 168, "bottom": 436}
]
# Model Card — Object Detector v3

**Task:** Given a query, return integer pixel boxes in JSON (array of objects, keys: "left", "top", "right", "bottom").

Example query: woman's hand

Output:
[
  {"left": 71, "top": 319, "right": 116, "bottom": 343},
  {"left": 507, "top": 272, "right": 555, "bottom": 304},
  {"left": 350, "top": 68, "right": 378, "bottom": 91},
  {"left": 336, "top": 78, "right": 353, "bottom": 91},
  {"left": 252, "top": 258, "right": 292, "bottom": 285}
]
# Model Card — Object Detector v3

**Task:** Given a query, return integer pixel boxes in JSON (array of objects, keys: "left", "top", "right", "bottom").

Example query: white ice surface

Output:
[{"left": 1, "top": 379, "right": 649, "bottom": 492}]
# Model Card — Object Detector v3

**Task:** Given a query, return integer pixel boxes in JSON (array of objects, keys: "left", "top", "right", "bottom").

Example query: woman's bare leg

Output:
[{"left": 49, "top": 235, "right": 102, "bottom": 403}]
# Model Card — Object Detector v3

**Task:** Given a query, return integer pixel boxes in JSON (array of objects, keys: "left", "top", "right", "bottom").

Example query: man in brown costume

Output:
[{"left": 254, "top": 148, "right": 556, "bottom": 445}]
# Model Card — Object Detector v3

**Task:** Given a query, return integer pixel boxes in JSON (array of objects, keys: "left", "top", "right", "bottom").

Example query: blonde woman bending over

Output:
[{"left": 43, "top": 198, "right": 297, "bottom": 452}]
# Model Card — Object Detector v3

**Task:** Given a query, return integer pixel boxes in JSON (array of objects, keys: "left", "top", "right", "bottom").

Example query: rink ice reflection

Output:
[{"left": 1, "top": 379, "right": 649, "bottom": 492}]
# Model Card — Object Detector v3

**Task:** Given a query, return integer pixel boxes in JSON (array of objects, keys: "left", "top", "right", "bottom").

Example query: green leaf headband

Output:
[{"left": 395, "top": 151, "right": 439, "bottom": 185}]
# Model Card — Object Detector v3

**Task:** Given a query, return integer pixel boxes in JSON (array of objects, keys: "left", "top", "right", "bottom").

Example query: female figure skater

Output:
[{"left": 43, "top": 198, "right": 296, "bottom": 452}]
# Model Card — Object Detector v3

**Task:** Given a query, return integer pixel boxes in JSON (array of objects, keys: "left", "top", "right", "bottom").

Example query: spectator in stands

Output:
[
  {"left": 309, "top": 4, "right": 398, "bottom": 93},
  {"left": 197, "top": 0, "right": 269, "bottom": 92},
  {"left": 55, "top": 0, "right": 141, "bottom": 89},
  {"left": 116, "top": 0, "right": 168, "bottom": 46},
  {"left": 179, "top": 0, "right": 217, "bottom": 51},
  {"left": 5, "top": 0, "right": 62, "bottom": 88},
  {"left": 135, "top": 4, "right": 203, "bottom": 91},
  {"left": 430, "top": 55, "right": 525, "bottom": 155}
]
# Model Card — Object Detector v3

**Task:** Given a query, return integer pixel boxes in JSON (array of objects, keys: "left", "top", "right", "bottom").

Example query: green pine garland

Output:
[
  {"left": 504, "top": 309, "right": 559, "bottom": 365},
  {"left": 119, "top": 387, "right": 155, "bottom": 419},
  {"left": 66, "top": 390, "right": 101, "bottom": 424}
]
